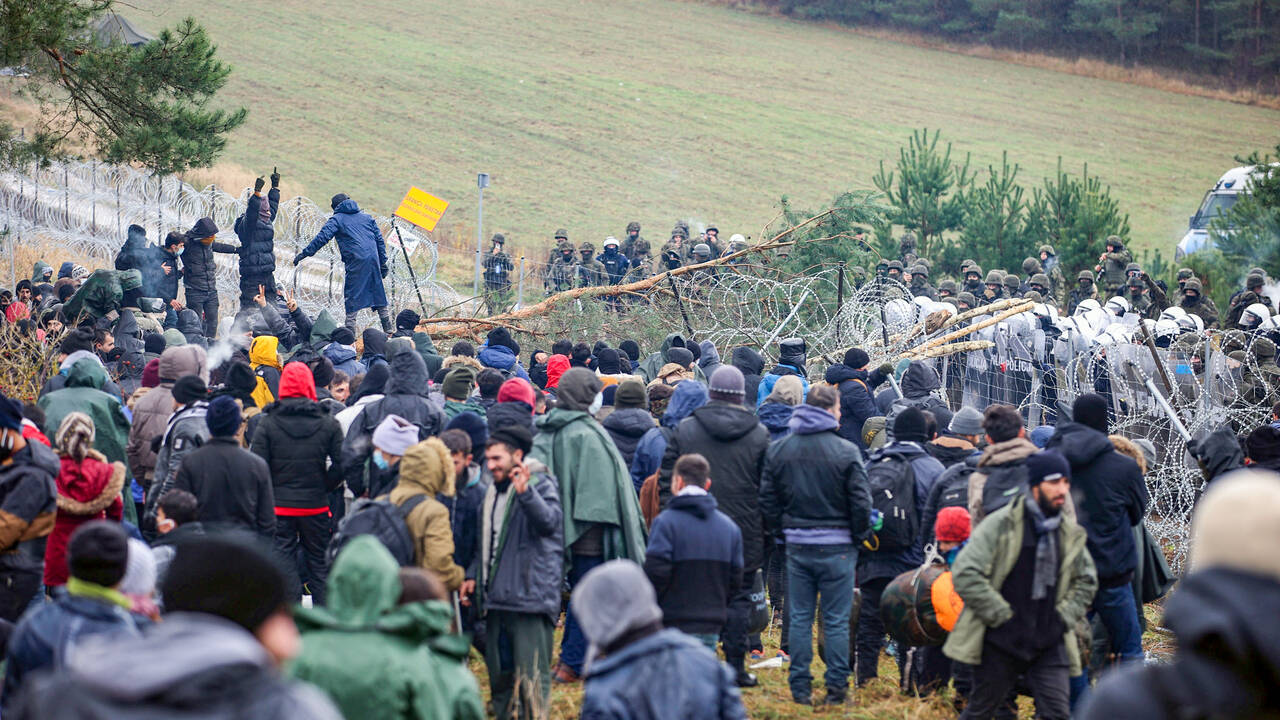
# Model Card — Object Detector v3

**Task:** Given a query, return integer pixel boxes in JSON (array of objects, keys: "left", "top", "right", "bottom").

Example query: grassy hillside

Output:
[{"left": 132, "top": 0, "right": 1279, "bottom": 269}]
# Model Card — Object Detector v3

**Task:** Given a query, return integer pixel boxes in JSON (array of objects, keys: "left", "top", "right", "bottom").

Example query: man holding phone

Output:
[{"left": 469, "top": 425, "right": 562, "bottom": 720}]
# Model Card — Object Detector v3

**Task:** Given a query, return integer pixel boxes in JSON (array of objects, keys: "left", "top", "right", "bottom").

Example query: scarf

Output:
[
  {"left": 67, "top": 576, "right": 133, "bottom": 610},
  {"left": 1023, "top": 494, "right": 1061, "bottom": 601}
]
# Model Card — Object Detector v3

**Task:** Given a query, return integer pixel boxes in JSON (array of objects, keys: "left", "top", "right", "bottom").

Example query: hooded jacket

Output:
[
  {"left": 176, "top": 309, "right": 207, "bottom": 347},
  {"left": 249, "top": 336, "right": 282, "bottom": 408},
  {"left": 250, "top": 367, "right": 344, "bottom": 510},
  {"left": 146, "top": 398, "right": 210, "bottom": 528},
  {"left": 323, "top": 342, "right": 366, "bottom": 378},
  {"left": 126, "top": 346, "right": 205, "bottom": 486},
  {"left": 114, "top": 225, "right": 162, "bottom": 297},
  {"left": 660, "top": 401, "right": 770, "bottom": 573},
  {"left": 233, "top": 189, "right": 280, "bottom": 293},
  {"left": 756, "top": 343, "right": 810, "bottom": 408},
  {"left": 1045, "top": 422, "right": 1148, "bottom": 583},
  {"left": 761, "top": 404, "right": 872, "bottom": 541},
  {"left": 1082, "top": 568, "right": 1280, "bottom": 720},
  {"left": 361, "top": 328, "right": 389, "bottom": 370},
  {"left": 602, "top": 408, "right": 655, "bottom": 468},
  {"left": 342, "top": 350, "right": 445, "bottom": 496},
  {"left": 532, "top": 407, "right": 648, "bottom": 564},
  {"left": 485, "top": 400, "right": 535, "bottom": 436},
  {"left": 638, "top": 334, "right": 685, "bottom": 384},
  {"left": 697, "top": 341, "right": 724, "bottom": 379},
  {"left": 38, "top": 360, "right": 132, "bottom": 467},
  {"left": 44, "top": 451, "right": 125, "bottom": 587},
  {"left": 645, "top": 492, "right": 743, "bottom": 634},
  {"left": 181, "top": 229, "right": 238, "bottom": 299},
  {"left": 824, "top": 362, "right": 890, "bottom": 447},
  {"left": 476, "top": 344, "right": 530, "bottom": 382},
  {"left": 296, "top": 199, "right": 388, "bottom": 313},
  {"left": 475, "top": 457, "right": 563, "bottom": 622},
  {"left": 729, "top": 347, "right": 764, "bottom": 406},
  {"left": 968, "top": 437, "right": 1039, "bottom": 525},
  {"left": 39, "top": 352, "right": 122, "bottom": 401},
  {"left": 579, "top": 628, "right": 747, "bottom": 720},
  {"left": 290, "top": 537, "right": 484, "bottom": 720},
  {"left": 387, "top": 438, "right": 464, "bottom": 590},
  {"left": 10, "top": 612, "right": 342, "bottom": 720},
  {"left": 0, "top": 440, "right": 58, "bottom": 581},
  {"left": 755, "top": 401, "right": 793, "bottom": 441},
  {"left": 630, "top": 381, "right": 707, "bottom": 490}
]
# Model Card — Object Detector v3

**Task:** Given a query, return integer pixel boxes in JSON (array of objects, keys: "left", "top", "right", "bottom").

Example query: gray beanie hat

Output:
[
  {"left": 571, "top": 560, "right": 664, "bottom": 672},
  {"left": 948, "top": 406, "right": 984, "bottom": 436},
  {"left": 708, "top": 365, "right": 746, "bottom": 403}
]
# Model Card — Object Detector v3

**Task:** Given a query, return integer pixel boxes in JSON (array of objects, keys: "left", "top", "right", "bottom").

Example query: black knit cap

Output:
[
  {"left": 162, "top": 532, "right": 289, "bottom": 631},
  {"left": 489, "top": 424, "right": 533, "bottom": 456},
  {"left": 330, "top": 327, "right": 356, "bottom": 346},
  {"left": 171, "top": 375, "right": 208, "bottom": 405},
  {"left": 1072, "top": 393, "right": 1109, "bottom": 434},
  {"left": 844, "top": 348, "right": 870, "bottom": 369},
  {"left": 68, "top": 520, "right": 129, "bottom": 587},
  {"left": 893, "top": 406, "right": 928, "bottom": 442},
  {"left": 144, "top": 333, "right": 166, "bottom": 355},
  {"left": 396, "top": 309, "right": 420, "bottom": 332}
]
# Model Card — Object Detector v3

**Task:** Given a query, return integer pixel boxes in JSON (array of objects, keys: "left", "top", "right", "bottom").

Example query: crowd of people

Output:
[{"left": 0, "top": 207, "right": 1278, "bottom": 720}]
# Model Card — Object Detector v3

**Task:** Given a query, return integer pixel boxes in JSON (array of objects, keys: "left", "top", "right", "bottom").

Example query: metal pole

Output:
[
  {"left": 836, "top": 261, "right": 846, "bottom": 345},
  {"left": 1140, "top": 373, "right": 1192, "bottom": 442},
  {"left": 115, "top": 172, "right": 121, "bottom": 239},
  {"left": 515, "top": 256, "right": 526, "bottom": 311},
  {"left": 156, "top": 174, "right": 162, "bottom": 238},
  {"left": 63, "top": 166, "right": 68, "bottom": 227},
  {"left": 392, "top": 220, "right": 428, "bottom": 318},
  {"left": 474, "top": 187, "right": 483, "bottom": 297},
  {"left": 91, "top": 160, "right": 97, "bottom": 230},
  {"left": 667, "top": 275, "right": 694, "bottom": 337}
]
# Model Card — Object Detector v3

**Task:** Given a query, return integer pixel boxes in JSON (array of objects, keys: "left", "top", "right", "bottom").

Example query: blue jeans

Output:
[
  {"left": 691, "top": 633, "right": 719, "bottom": 654},
  {"left": 1091, "top": 584, "right": 1143, "bottom": 663},
  {"left": 786, "top": 544, "right": 857, "bottom": 699},
  {"left": 559, "top": 554, "right": 605, "bottom": 674}
]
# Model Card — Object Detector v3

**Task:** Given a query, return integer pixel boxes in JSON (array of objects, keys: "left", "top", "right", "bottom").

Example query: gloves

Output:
[
  {"left": 380, "top": 264, "right": 389, "bottom": 279},
  {"left": 292, "top": 253, "right": 305, "bottom": 266},
  {"left": 877, "top": 363, "right": 894, "bottom": 376},
  {"left": 270, "top": 166, "right": 280, "bottom": 189},
  {"left": 254, "top": 176, "right": 265, "bottom": 193}
]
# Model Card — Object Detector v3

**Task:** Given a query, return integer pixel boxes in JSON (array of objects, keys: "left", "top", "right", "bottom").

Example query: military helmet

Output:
[
  {"left": 1038, "top": 244, "right": 1056, "bottom": 256},
  {"left": 1106, "top": 234, "right": 1123, "bottom": 248},
  {"left": 1253, "top": 337, "right": 1277, "bottom": 360},
  {"left": 1021, "top": 258, "right": 1040, "bottom": 275},
  {"left": 1183, "top": 278, "right": 1203, "bottom": 293},
  {"left": 961, "top": 258, "right": 977, "bottom": 271},
  {"left": 579, "top": 242, "right": 594, "bottom": 254},
  {"left": 876, "top": 259, "right": 889, "bottom": 270},
  {"left": 1222, "top": 330, "right": 1247, "bottom": 353},
  {"left": 1077, "top": 270, "right": 1095, "bottom": 282},
  {"left": 938, "top": 279, "right": 958, "bottom": 294},
  {"left": 671, "top": 227, "right": 688, "bottom": 240},
  {"left": 965, "top": 265, "right": 983, "bottom": 280},
  {"left": 888, "top": 260, "right": 904, "bottom": 272},
  {"left": 986, "top": 270, "right": 1003, "bottom": 285},
  {"left": 911, "top": 264, "right": 928, "bottom": 278},
  {"left": 899, "top": 232, "right": 917, "bottom": 252},
  {"left": 554, "top": 228, "right": 569, "bottom": 240},
  {"left": 1246, "top": 272, "right": 1265, "bottom": 289},
  {"left": 704, "top": 225, "right": 718, "bottom": 234},
  {"left": 557, "top": 239, "right": 574, "bottom": 253},
  {"left": 1023, "top": 290, "right": 1043, "bottom": 303},
  {"left": 956, "top": 291, "right": 977, "bottom": 308},
  {"left": 1030, "top": 273, "right": 1050, "bottom": 288},
  {"left": 1003, "top": 274, "right": 1021, "bottom": 290},
  {"left": 1125, "top": 262, "right": 1142, "bottom": 274},
  {"left": 626, "top": 221, "right": 640, "bottom": 233},
  {"left": 634, "top": 239, "right": 651, "bottom": 254},
  {"left": 491, "top": 232, "right": 506, "bottom": 245},
  {"left": 692, "top": 243, "right": 711, "bottom": 256},
  {"left": 1176, "top": 268, "right": 1194, "bottom": 280}
]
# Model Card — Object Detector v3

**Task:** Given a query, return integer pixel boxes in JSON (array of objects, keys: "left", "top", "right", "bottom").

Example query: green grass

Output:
[{"left": 131, "top": 0, "right": 1279, "bottom": 269}]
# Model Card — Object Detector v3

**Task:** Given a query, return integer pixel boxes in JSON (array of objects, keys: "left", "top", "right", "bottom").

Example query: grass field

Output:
[{"left": 126, "top": 0, "right": 1279, "bottom": 267}]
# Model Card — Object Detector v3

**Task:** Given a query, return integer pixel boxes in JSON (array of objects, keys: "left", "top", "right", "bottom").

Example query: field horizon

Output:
[{"left": 123, "top": 0, "right": 1279, "bottom": 270}]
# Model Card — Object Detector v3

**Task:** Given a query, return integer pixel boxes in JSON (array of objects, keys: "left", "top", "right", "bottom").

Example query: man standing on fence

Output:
[{"left": 293, "top": 194, "right": 393, "bottom": 334}]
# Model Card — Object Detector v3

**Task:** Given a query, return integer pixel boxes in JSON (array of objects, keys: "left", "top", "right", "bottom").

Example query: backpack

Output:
[
  {"left": 326, "top": 494, "right": 429, "bottom": 568},
  {"left": 866, "top": 453, "right": 918, "bottom": 553}
]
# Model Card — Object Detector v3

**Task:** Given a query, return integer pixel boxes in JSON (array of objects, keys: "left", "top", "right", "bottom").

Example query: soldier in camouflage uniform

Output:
[
  {"left": 898, "top": 232, "right": 917, "bottom": 263},
  {"left": 1067, "top": 270, "right": 1097, "bottom": 315},
  {"left": 1021, "top": 257, "right": 1042, "bottom": 286},
  {"left": 1180, "top": 278, "right": 1219, "bottom": 329},
  {"left": 1175, "top": 268, "right": 1195, "bottom": 293},
  {"left": 544, "top": 228, "right": 570, "bottom": 288},
  {"left": 622, "top": 221, "right": 643, "bottom": 259},
  {"left": 576, "top": 242, "right": 606, "bottom": 287},
  {"left": 626, "top": 238, "right": 653, "bottom": 281},
  {"left": 703, "top": 225, "right": 723, "bottom": 258},
  {"left": 483, "top": 233, "right": 514, "bottom": 295},
  {"left": 659, "top": 231, "right": 689, "bottom": 271},
  {"left": 908, "top": 264, "right": 936, "bottom": 300},
  {"left": 1235, "top": 338, "right": 1280, "bottom": 408},
  {"left": 937, "top": 278, "right": 958, "bottom": 300},
  {"left": 963, "top": 265, "right": 985, "bottom": 296},
  {"left": 886, "top": 260, "right": 904, "bottom": 284},
  {"left": 1039, "top": 245, "right": 1067, "bottom": 307},
  {"left": 1003, "top": 273, "right": 1023, "bottom": 300},
  {"left": 1095, "top": 235, "right": 1133, "bottom": 298},
  {"left": 546, "top": 239, "right": 577, "bottom": 294},
  {"left": 1028, "top": 274, "right": 1056, "bottom": 310},
  {"left": 984, "top": 270, "right": 1006, "bottom": 301},
  {"left": 1125, "top": 276, "right": 1155, "bottom": 319}
]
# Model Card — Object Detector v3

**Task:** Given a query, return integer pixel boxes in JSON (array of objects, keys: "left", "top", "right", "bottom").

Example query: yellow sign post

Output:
[{"left": 393, "top": 187, "right": 449, "bottom": 231}]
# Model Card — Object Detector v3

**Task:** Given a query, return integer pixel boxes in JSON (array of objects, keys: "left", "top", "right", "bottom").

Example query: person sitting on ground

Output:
[
  {"left": 290, "top": 537, "right": 485, "bottom": 720},
  {"left": 644, "top": 453, "right": 743, "bottom": 653},
  {"left": 573, "top": 560, "right": 748, "bottom": 720}
]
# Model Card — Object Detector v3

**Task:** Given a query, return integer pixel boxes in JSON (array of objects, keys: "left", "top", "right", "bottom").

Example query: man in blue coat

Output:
[{"left": 293, "top": 193, "right": 392, "bottom": 333}]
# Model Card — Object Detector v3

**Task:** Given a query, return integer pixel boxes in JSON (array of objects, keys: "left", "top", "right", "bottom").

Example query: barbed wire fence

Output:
[{"left": 0, "top": 160, "right": 464, "bottom": 323}]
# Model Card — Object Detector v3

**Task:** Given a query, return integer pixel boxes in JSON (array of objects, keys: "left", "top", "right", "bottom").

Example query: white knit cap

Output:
[
  {"left": 120, "top": 538, "right": 157, "bottom": 597},
  {"left": 372, "top": 414, "right": 418, "bottom": 456}
]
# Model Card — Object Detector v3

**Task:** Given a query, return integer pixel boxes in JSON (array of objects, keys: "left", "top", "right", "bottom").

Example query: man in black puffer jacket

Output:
[
  {"left": 341, "top": 347, "right": 446, "bottom": 497},
  {"left": 250, "top": 362, "right": 344, "bottom": 604},
  {"left": 1045, "top": 393, "right": 1148, "bottom": 666},
  {"left": 660, "top": 366, "right": 769, "bottom": 687},
  {"left": 601, "top": 380, "right": 654, "bottom": 468},
  {"left": 234, "top": 173, "right": 281, "bottom": 307},
  {"left": 823, "top": 347, "right": 893, "bottom": 450},
  {"left": 182, "top": 217, "right": 237, "bottom": 338}
]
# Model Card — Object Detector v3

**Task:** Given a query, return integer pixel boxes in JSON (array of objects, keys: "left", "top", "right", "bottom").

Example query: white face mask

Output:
[{"left": 588, "top": 391, "right": 604, "bottom": 415}]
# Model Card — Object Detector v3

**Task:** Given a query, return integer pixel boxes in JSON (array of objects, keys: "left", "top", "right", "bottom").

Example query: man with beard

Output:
[{"left": 944, "top": 451, "right": 1098, "bottom": 720}]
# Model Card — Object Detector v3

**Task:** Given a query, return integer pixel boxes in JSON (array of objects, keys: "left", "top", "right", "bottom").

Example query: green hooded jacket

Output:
[
  {"left": 942, "top": 493, "right": 1098, "bottom": 676},
  {"left": 412, "top": 331, "right": 443, "bottom": 378},
  {"left": 31, "top": 261, "right": 52, "bottom": 283},
  {"left": 63, "top": 269, "right": 140, "bottom": 322},
  {"left": 38, "top": 359, "right": 132, "bottom": 467},
  {"left": 309, "top": 309, "right": 339, "bottom": 347},
  {"left": 290, "top": 536, "right": 484, "bottom": 720},
  {"left": 531, "top": 408, "right": 647, "bottom": 564}
]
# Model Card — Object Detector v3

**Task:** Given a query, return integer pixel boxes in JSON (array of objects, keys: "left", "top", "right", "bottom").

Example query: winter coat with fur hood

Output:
[{"left": 44, "top": 451, "right": 124, "bottom": 587}]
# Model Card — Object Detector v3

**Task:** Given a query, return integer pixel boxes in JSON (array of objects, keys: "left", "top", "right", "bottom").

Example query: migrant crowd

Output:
[{"left": 0, "top": 203, "right": 1278, "bottom": 720}]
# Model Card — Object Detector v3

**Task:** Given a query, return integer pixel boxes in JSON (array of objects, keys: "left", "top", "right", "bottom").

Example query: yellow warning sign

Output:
[{"left": 394, "top": 187, "right": 449, "bottom": 231}]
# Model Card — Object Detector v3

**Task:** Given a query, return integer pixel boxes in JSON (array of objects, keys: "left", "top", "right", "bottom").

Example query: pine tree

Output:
[
  {"left": 0, "top": 1, "right": 246, "bottom": 174},
  {"left": 961, "top": 152, "right": 1032, "bottom": 272},
  {"left": 1208, "top": 144, "right": 1280, "bottom": 275},
  {"left": 872, "top": 128, "right": 972, "bottom": 258}
]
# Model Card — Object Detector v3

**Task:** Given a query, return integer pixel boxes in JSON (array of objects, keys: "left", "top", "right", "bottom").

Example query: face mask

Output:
[
  {"left": 588, "top": 391, "right": 604, "bottom": 415},
  {"left": 372, "top": 450, "right": 389, "bottom": 470},
  {"left": 1182, "top": 294, "right": 1199, "bottom": 307}
]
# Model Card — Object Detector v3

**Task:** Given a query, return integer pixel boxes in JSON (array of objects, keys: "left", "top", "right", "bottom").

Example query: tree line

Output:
[{"left": 760, "top": 0, "right": 1280, "bottom": 91}]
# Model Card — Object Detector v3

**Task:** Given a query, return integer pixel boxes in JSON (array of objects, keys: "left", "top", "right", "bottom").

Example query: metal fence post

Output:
[{"left": 515, "top": 256, "right": 525, "bottom": 310}]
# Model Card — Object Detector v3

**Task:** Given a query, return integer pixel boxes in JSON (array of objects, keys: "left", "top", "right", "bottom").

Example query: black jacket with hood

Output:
[
  {"left": 233, "top": 189, "right": 280, "bottom": 294},
  {"left": 1045, "top": 422, "right": 1148, "bottom": 584},
  {"left": 824, "top": 362, "right": 889, "bottom": 448},
  {"left": 729, "top": 346, "right": 764, "bottom": 406},
  {"left": 341, "top": 349, "right": 446, "bottom": 496},
  {"left": 249, "top": 397, "right": 344, "bottom": 509},
  {"left": 181, "top": 219, "right": 237, "bottom": 299},
  {"left": 601, "top": 407, "right": 654, "bottom": 468},
  {"left": 660, "top": 400, "right": 770, "bottom": 573}
]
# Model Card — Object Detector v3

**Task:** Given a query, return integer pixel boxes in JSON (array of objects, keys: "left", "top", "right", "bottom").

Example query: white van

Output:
[{"left": 1175, "top": 164, "right": 1275, "bottom": 259}]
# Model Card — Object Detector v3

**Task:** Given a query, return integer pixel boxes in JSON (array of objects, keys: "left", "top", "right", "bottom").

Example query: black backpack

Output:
[
  {"left": 866, "top": 453, "right": 918, "bottom": 552},
  {"left": 326, "top": 494, "right": 428, "bottom": 568}
]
